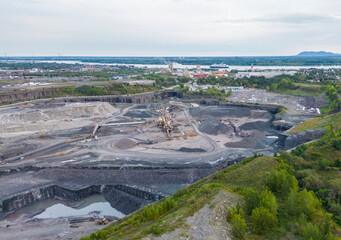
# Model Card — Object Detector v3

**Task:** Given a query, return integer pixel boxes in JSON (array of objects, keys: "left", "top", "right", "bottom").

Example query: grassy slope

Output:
[
  {"left": 81, "top": 156, "right": 278, "bottom": 240},
  {"left": 82, "top": 144, "right": 341, "bottom": 240},
  {"left": 273, "top": 83, "right": 322, "bottom": 97},
  {"left": 288, "top": 111, "right": 341, "bottom": 133}
]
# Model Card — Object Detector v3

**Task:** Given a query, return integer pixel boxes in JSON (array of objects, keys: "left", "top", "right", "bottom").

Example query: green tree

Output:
[
  {"left": 251, "top": 207, "right": 277, "bottom": 234},
  {"left": 302, "top": 223, "right": 323, "bottom": 240},
  {"left": 243, "top": 188, "right": 260, "bottom": 215},
  {"left": 259, "top": 190, "right": 278, "bottom": 215},
  {"left": 266, "top": 170, "right": 298, "bottom": 196}
]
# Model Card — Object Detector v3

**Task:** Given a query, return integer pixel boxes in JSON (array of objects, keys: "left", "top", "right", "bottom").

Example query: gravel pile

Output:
[
  {"left": 190, "top": 106, "right": 251, "bottom": 118},
  {"left": 178, "top": 147, "right": 206, "bottom": 153},
  {"left": 240, "top": 121, "right": 271, "bottom": 132},
  {"left": 124, "top": 110, "right": 153, "bottom": 118},
  {"left": 224, "top": 138, "right": 266, "bottom": 149},
  {"left": 198, "top": 118, "right": 235, "bottom": 135},
  {"left": 250, "top": 110, "right": 273, "bottom": 119},
  {"left": 114, "top": 139, "right": 137, "bottom": 149}
]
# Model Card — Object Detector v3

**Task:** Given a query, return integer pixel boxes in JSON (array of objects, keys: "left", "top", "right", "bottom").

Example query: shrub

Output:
[
  {"left": 259, "top": 190, "right": 278, "bottom": 215},
  {"left": 332, "top": 139, "right": 341, "bottom": 150},
  {"left": 291, "top": 144, "right": 307, "bottom": 157},
  {"left": 226, "top": 203, "right": 243, "bottom": 222},
  {"left": 231, "top": 214, "right": 247, "bottom": 239},
  {"left": 315, "top": 140, "right": 326, "bottom": 147},
  {"left": 318, "top": 158, "right": 328, "bottom": 170},
  {"left": 266, "top": 170, "right": 298, "bottom": 196},
  {"left": 302, "top": 223, "right": 322, "bottom": 240},
  {"left": 243, "top": 188, "right": 260, "bottom": 215},
  {"left": 286, "top": 189, "right": 321, "bottom": 220},
  {"left": 251, "top": 207, "right": 277, "bottom": 234},
  {"left": 311, "top": 152, "right": 322, "bottom": 159}
]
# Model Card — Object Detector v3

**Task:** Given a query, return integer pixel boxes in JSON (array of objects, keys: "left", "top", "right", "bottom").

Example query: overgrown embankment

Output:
[{"left": 80, "top": 112, "right": 341, "bottom": 239}]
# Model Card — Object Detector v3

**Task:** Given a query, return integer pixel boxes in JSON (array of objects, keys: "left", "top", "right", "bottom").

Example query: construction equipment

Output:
[
  {"left": 95, "top": 218, "right": 108, "bottom": 225},
  {"left": 156, "top": 104, "right": 173, "bottom": 140},
  {"left": 185, "top": 131, "right": 198, "bottom": 137}
]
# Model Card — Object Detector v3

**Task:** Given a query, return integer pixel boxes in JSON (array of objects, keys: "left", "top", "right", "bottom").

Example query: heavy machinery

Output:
[
  {"left": 156, "top": 105, "right": 173, "bottom": 140},
  {"left": 119, "top": 104, "right": 202, "bottom": 141},
  {"left": 95, "top": 218, "right": 108, "bottom": 225}
]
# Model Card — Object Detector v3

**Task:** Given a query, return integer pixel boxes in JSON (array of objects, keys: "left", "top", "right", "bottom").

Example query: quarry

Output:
[{"left": 0, "top": 91, "right": 327, "bottom": 239}]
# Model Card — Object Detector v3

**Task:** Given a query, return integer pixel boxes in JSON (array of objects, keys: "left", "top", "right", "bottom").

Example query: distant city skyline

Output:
[{"left": 1, "top": 0, "right": 341, "bottom": 56}]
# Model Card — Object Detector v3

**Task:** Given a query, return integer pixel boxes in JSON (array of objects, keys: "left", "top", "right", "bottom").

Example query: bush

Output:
[
  {"left": 315, "top": 140, "right": 326, "bottom": 147},
  {"left": 259, "top": 190, "right": 278, "bottom": 215},
  {"left": 311, "top": 152, "right": 322, "bottom": 159},
  {"left": 266, "top": 170, "right": 298, "bottom": 196},
  {"left": 226, "top": 203, "right": 243, "bottom": 221},
  {"left": 251, "top": 207, "right": 277, "bottom": 234},
  {"left": 243, "top": 188, "right": 260, "bottom": 215},
  {"left": 318, "top": 158, "right": 328, "bottom": 170},
  {"left": 332, "top": 139, "right": 341, "bottom": 150},
  {"left": 291, "top": 144, "right": 307, "bottom": 157},
  {"left": 302, "top": 223, "right": 323, "bottom": 240},
  {"left": 285, "top": 189, "right": 321, "bottom": 220},
  {"left": 231, "top": 214, "right": 247, "bottom": 239}
]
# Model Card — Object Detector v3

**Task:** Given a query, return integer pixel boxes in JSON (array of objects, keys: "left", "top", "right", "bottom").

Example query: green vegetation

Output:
[
  {"left": 181, "top": 85, "right": 232, "bottom": 100},
  {"left": 272, "top": 82, "right": 323, "bottom": 97},
  {"left": 55, "top": 84, "right": 158, "bottom": 97},
  {"left": 289, "top": 111, "right": 341, "bottom": 133},
  {"left": 81, "top": 114, "right": 341, "bottom": 239}
]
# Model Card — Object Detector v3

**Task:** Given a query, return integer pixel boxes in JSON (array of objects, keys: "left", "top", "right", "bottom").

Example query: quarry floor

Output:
[{"left": 0, "top": 90, "right": 327, "bottom": 239}]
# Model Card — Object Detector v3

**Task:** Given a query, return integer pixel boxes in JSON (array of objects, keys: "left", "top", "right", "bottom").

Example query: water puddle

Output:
[
  {"left": 34, "top": 195, "right": 125, "bottom": 219},
  {"left": 3, "top": 194, "right": 125, "bottom": 220}
]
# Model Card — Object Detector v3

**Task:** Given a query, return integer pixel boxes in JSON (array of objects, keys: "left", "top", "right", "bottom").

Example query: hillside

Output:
[
  {"left": 289, "top": 111, "right": 341, "bottom": 133},
  {"left": 297, "top": 51, "right": 340, "bottom": 57},
  {"left": 81, "top": 118, "right": 341, "bottom": 240}
]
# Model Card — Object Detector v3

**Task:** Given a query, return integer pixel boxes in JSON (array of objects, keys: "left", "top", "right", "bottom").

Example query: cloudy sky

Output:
[{"left": 1, "top": 0, "right": 340, "bottom": 56}]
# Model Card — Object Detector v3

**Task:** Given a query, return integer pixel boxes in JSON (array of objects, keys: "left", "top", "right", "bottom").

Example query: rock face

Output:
[
  {"left": 0, "top": 88, "right": 59, "bottom": 104},
  {"left": 271, "top": 120, "right": 294, "bottom": 131},
  {"left": 0, "top": 184, "right": 167, "bottom": 216},
  {"left": 279, "top": 129, "right": 325, "bottom": 149}
]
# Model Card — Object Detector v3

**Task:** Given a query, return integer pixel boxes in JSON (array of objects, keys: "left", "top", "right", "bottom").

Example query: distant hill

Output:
[{"left": 297, "top": 51, "right": 340, "bottom": 56}]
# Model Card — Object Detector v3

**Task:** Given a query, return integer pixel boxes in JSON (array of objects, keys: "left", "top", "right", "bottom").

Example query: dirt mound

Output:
[
  {"left": 178, "top": 147, "right": 206, "bottom": 153},
  {"left": 0, "top": 102, "right": 117, "bottom": 124},
  {"left": 250, "top": 110, "right": 273, "bottom": 119},
  {"left": 190, "top": 106, "right": 251, "bottom": 118},
  {"left": 199, "top": 118, "right": 234, "bottom": 135},
  {"left": 114, "top": 139, "right": 137, "bottom": 149},
  {"left": 248, "top": 130, "right": 267, "bottom": 139},
  {"left": 240, "top": 121, "right": 271, "bottom": 132},
  {"left": 124, "top": 110, "right": 153, "bottom": 118},
  {"left": 224, "top": 138, "right": 266, "bottom": 149}
]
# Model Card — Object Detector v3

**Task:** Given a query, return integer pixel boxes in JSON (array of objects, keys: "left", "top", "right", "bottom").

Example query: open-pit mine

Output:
[{"left": 0, "top": 92, "right": 325, "bottom": 239}]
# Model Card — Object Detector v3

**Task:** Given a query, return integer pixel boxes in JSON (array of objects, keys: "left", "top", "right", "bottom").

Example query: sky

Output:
[{"left": 0, "top": 0, "right": 341, "bottom": 56}]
